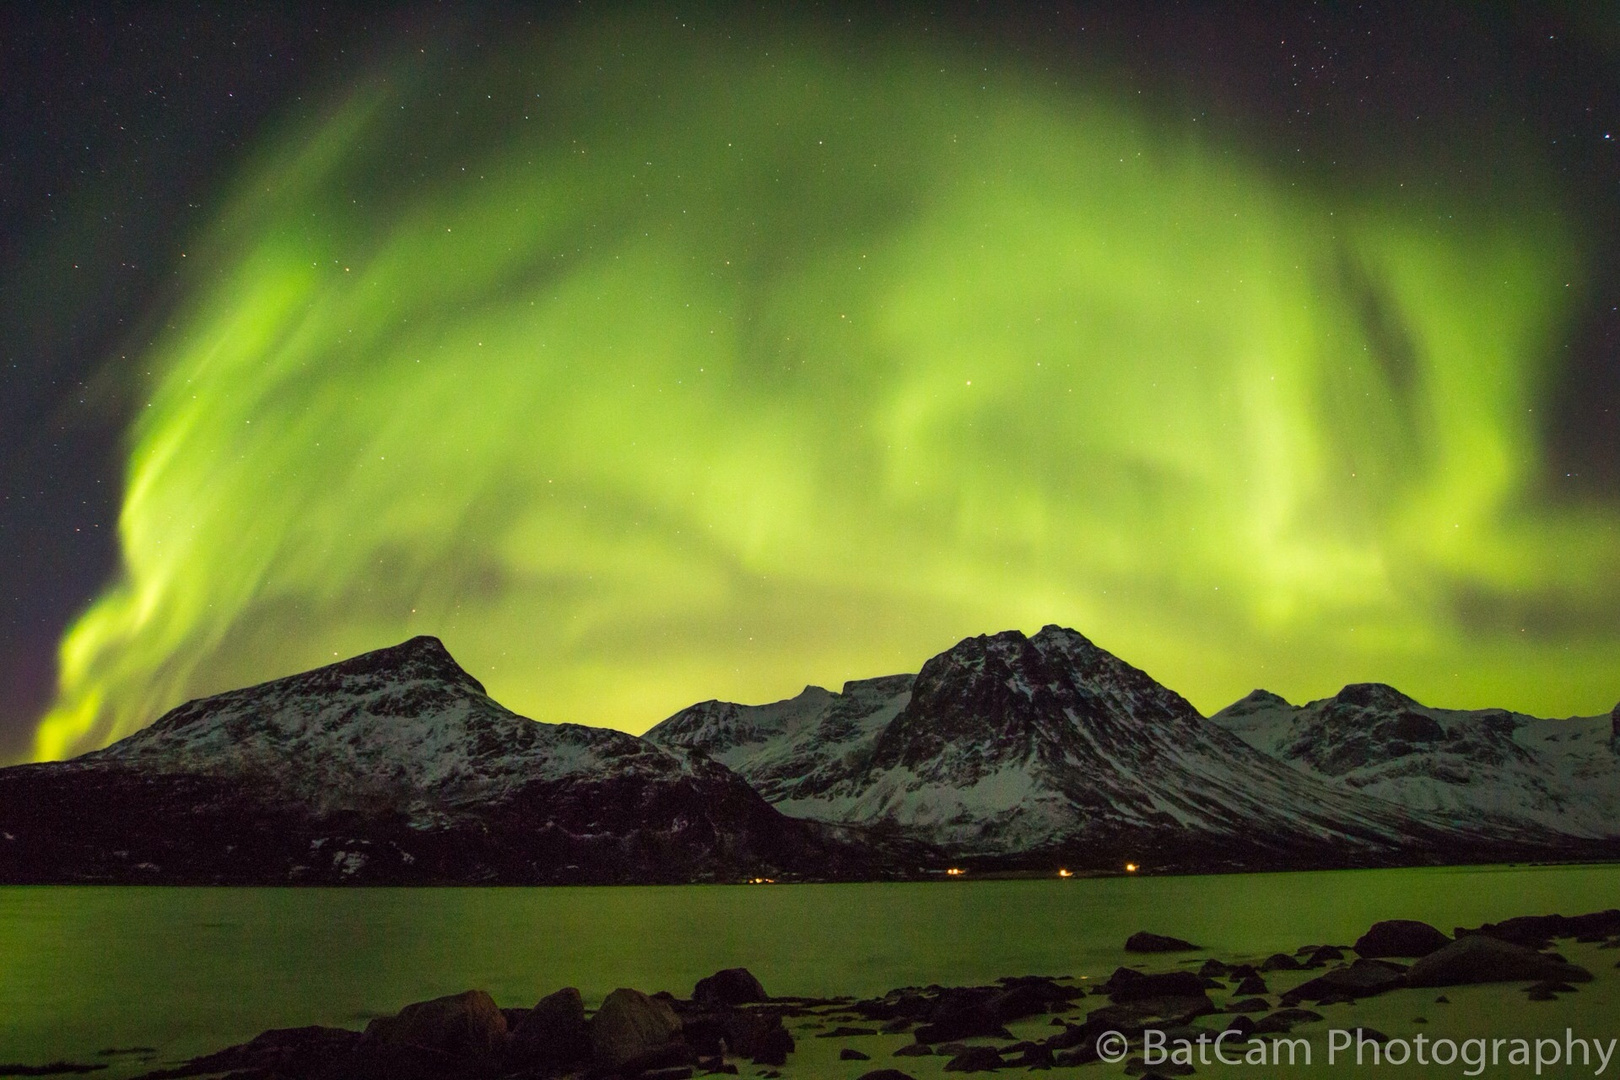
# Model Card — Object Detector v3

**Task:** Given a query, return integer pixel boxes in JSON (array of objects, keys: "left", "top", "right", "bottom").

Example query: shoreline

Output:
[{"left": 9, "top": 905, "right": 1618, "bottom": 1080}]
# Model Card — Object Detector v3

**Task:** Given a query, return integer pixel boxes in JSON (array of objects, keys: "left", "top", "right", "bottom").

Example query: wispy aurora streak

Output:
[{"left": 33, "top": 16, "right": 1620, "bottom": 760}]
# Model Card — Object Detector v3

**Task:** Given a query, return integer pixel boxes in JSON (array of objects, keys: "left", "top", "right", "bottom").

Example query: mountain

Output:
[
  {"left": 0, "top": 637, "right": 910, "bottom": 885},
  {"left": 647, "top": 626, "right": 1559, "bottom": 870},
  {"left": 1210, "top": 683, "right": 1620, "bottom": 840}
]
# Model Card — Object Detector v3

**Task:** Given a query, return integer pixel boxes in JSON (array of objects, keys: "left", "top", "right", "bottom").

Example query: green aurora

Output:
[{"left": 32, "top": 15, "right": 1620, "bottom": 761}]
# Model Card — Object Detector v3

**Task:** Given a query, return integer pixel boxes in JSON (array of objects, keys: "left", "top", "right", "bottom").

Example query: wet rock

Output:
[
  {"left": 365, "top": 990, "right": 508, "bottom": 1059},
  {"left": 693, "top": 969, "right": 768, "bottom": 1008},
  {"left": 1233, "top": 975, "right": 1268, "bottom": 996},
  {"left": 914, "top": 989, "right": 1012, "bottom": 1043},
  {"left": 126, "top": 1026, "right": 361, "bottom": 1080},
  {"left": 745, "top": 1026, "right": 794, "bottom": 1067},
  {"left": 1259, "top": 953, "right": 1302, "bottom": 972},
  {"left": 942, "top": 1046, "right": 1004, "bottom": 1072},
  {"left": 589, "top": 988, "right": 685, "bottom": 1070},
  {"left": 1283, "top": 959, "right": 1406, "bottom": 1003},
  {"left": 1406, "top": 935, "right": 1594, "bottom": 987},
  {"left": 1224, "top": 997, "right": 1269, "bottom": 1013},
  {"left": 840, "top": 1049, "right": 872, "bottom": 1061},
  {"left": 1125, "top": 933, "right": 1201, "bottom": 953},
  {"left": 1107, "top": 972, "right": 1206, "bottom": 1004},
  {"left": 1354, "top": 920, "right": 1451, "bottom": 959},
  {"left": 508, "top": 987, "right": 588, "bottom": 1072},
  {"left": 1005, "top": 1043, "right": 1054, "bottom": 1069},
  {"left": 720, "top": 1014, "right": 791, "bottom": 1065}
]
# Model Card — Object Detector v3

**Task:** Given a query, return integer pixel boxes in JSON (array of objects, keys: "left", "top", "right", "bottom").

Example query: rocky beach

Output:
[{"left": 12, "top": 905, "right": 1617, "bottom": 1080}]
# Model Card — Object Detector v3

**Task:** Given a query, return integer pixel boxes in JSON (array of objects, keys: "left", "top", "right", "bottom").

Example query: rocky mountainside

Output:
[
  {"left": 0, "top": 637, "right": 909, "bottom": 885},
  {"left": 648, "top": 626, "right": 1561, "bottom": 869},
  {"left": 1210, "top": 683, "right": 1620, "bottom": 839}
]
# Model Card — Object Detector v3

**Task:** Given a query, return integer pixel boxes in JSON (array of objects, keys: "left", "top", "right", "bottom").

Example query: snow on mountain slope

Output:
[
  {"left": 1210, "top": 685, "right": 1620, "bottom": 838},
  {"left": 647, "top": 674, "right": 912, "bottom": 803},
  {"left": 650, "top": 626, "right": 1519, "bottom": 864},
  {"left": 88, "top": 635, "right": 696, "bottom": 820},
  {"left": 0, "top": 637, "right": 897, "bottom": 884}
]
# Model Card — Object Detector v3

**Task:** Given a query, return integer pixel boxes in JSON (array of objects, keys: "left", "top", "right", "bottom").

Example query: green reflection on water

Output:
[{"left": 1, "top": 864, "right": 1615, "bottom": 1069}]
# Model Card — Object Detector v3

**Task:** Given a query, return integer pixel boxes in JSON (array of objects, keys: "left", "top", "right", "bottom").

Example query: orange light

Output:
[
  {"left": 1124, "top": 862, "right": 1138, "bottom": 873},
  {"left": 946, "top": 867, "right": 966, "bottom": 876},
  {"left": 1057, "top": 868, "right": 1073, "bottom": 878}
]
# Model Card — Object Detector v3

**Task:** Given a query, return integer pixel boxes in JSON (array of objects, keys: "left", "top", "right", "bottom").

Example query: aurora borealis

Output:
[{"left": 14, "top": 7, "right": 1620, "bottom": 761}]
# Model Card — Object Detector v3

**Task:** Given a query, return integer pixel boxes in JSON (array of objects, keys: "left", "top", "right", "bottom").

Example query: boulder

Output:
[
  {"left": 364, "top": 990, "right": 508, "bottom": 1058},
  {"left": 1283, "top": 960, "right": 1405, "bottom": 1003},
  {"left": 1259, "top": 953, "right": 1302, "bottom": 972},
  {"left": 692, "top": 968, "right": 768, "bottom": 1008},
  {"left": 841, "top": 1049, "right": 872, "bottom": 1061},
  {"left": 1108, "top": 971, "right": 1207, "bottom": 1004},
  {"left": 589, "top": 988, "right": 684, "bottom": 1070},
  {"left": 1354, "top": 920, "right": 1450, "bottom": 959},
  {"left": 1233, "top": 975, "right": 1268, "bottom": 996},
  {"left": 943, "top": 1046, "right": 1005, "bottom": 1072},
  {"left": 508, "top": 987, "right": 588, "bottom": 1071},
  {"left": 1125, "top": 932, "right": 1201, "bottom": 953},
  {"left": 856, "top": 1072, "right": 918, "bottom": 1080},
  {"left": 1406, "top": 935, "right": 1593, "bottom": 987}
]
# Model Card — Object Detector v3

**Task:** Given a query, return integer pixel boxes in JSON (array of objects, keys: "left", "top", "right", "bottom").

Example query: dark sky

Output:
[{"left": 3, "top": 1, "right": 1616, "bottom": 763}]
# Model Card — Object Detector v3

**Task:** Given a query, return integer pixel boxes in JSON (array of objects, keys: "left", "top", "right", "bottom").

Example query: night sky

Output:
[{"left": 4, "top": 2, "right": 1618, "bottom": 764}]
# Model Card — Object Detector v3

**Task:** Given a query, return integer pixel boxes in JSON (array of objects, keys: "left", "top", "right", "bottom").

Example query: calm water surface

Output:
[{"left": 1, "top": 864, "right": 1616, "bottom": 1066}]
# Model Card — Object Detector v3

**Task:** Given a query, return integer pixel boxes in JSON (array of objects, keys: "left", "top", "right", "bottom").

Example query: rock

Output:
[
  {"left": 815, "top": 1027, "right": 878, "bottom": 1038},
  {"left": 746, "top": 1026, "right": 794, "bottom": 1067},
  {"left": 880, "top": 1019, "right": 913, "bottom": 1034},
  {"left": 589, "top": 988, "right": 684, "bottom": 1070},
  {"left": 943, "top": 1046, "right": 1005, "bottom": 1072},
  {"left": 841, "top": 1049, "right": 872, "bottom": 1061},
  {"left": 1224, "top": 998, "right": 1269, "bottom": 1013},
  {"left": 1456, "top": 911, "right": 1620, "bottom": 949},
  {"left": 1224, "top": 1015, "right": 1257, "bottom": 1038},
  {"left": 508, "top": 987, "right": 588, "bottom": 1071},
  {"left": 1005, "top": 1043, "right": 1055, "bottom": 1069},
  {"left": 1526, "top": 989, "right": 1558, "bottom": 1001},
  {"left": 364, "top": 990, "right": 508, "bottom": 1058},
  {"left": 1234, "top": 975, "right": 1268, "bottom": 996},
  {"left": 893, "top": 1044, "right": 934, "bottom": 1057},
  {"left": 1354, "top": 920, "right": 1451, "bottom": 959},
  {"left": 1108, "top": 972, "right": 1207, "bottom": 1004},
  {"left": 692, "top": 969, "right": 768, "bottom": 1008},
  {"left": 1406, "top": 935, "right": 1594, "bottom": 988},
  {"left": 1125, "top": 1058, "right": 1194, "bottom": 1076},
  {"left": 1125, "top": 933, "right": 1201, "bottom": 953},
  {"left": 1283, "top": 960, "right": 1406, "bottom": 1003},
  {"left": 1197, "top": 960, "right": 1231, "bottom": 978},
  {"left": 1259, "top": 953, "right": 1302, "bottom": 971},
  {"left": 856, "top": 1071, "right": 918, "bottom": 1080},
  {"left": 131, "top": 1025, "right": 361, "bottom": 1080},
  {"left": 914, "top": 989, "right": 1012, "bottom": 1043},
  {"left": 720, "top": 1014, "right": 792, "bottom": 1065}
]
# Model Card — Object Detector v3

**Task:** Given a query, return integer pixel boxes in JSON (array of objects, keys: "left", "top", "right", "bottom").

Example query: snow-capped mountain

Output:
[
  {"left": 1210, "top": 683, "right": 1620, "bottom": 839},
  {"left": 0, "top": 637, "right": 902, "bottom": 885},
  {"left": 648, "top": 626, "right": 1549, "bottom": 868}
]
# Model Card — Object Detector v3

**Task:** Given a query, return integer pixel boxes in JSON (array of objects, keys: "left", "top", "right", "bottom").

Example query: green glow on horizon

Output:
[{"left": 31, "top": 15, "right": 1620, "bottom": 761}]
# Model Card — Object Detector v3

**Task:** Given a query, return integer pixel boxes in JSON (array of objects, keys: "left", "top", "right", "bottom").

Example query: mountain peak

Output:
[
  {"left": 1332, "top": 682, "right": 1421, "bottom": 711},
  {"left": 320, "top": 635, "right": 485, "bottom": 694}
]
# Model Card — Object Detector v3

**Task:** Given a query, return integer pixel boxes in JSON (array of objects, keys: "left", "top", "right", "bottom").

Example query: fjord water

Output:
[{"left": 2, "top": 864, "right": 1616, "bottom": 1069}]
